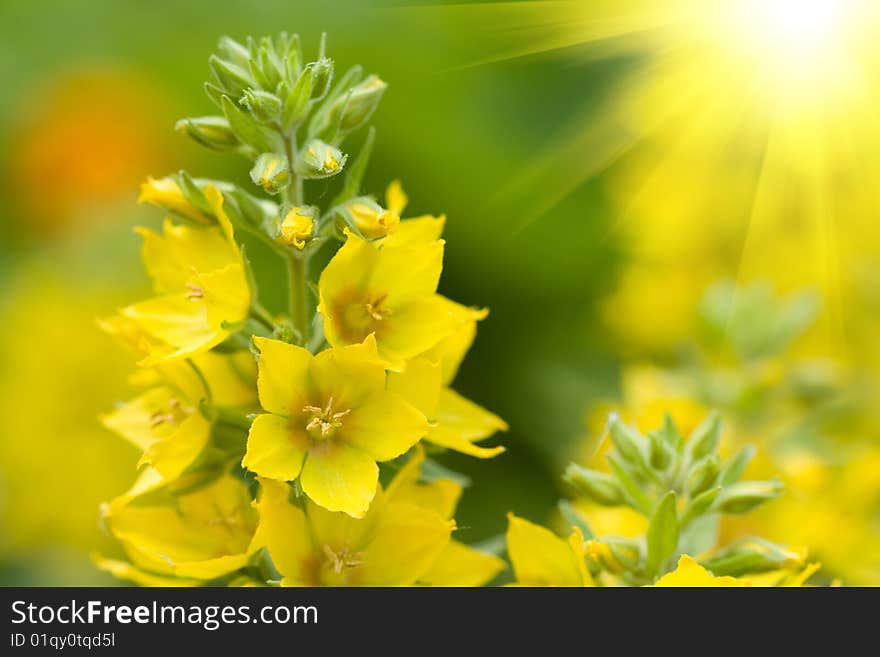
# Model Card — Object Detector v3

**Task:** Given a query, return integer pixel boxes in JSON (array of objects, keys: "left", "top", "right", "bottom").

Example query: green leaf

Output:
[
  {"left": 646, "top": 491, "right": 679, "bottom": 577},
  {"left": 715, "top": 479, "right": 784, "bottom": 514},
  {"left": 720, "top": 445, "right": 756, "bottom": 486},
  {"left": 685, "top": 411, "right": 722, "bottom": 462},
  {"left": 680, "top": 486, "right": 721, "bottom": 527},
  {"left": 209, "top": 54, "right": 254, "bottom": 97},
  {"left": 282, "top": 65, "right": 314, "bottom": 131}
]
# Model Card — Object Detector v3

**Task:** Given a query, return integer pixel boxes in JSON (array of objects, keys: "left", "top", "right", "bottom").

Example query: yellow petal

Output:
[
  {"left": 94, "top": 555, "right": 199, "bottom": 587},
  {"left": 420, "top": 303, "right": 488, "bottom": 384},
  {"left": 427, "top": 388, "right": 506, "bottom": 458},
  {"left": 371, "top": 240, "right": 445, "bottom": 308},
  {"left": 309, "top": 335, "right": 385, "bottom": 409},
  {"left": 300, "top": 443, "right": 379, "bottom": 518},
  {"left": 354, "top": 501, "right": 454, "bottom": 585},
  {"left": 383, "top": 215, "right": 446, "bottom": 248},
  {"left": 196, "top": 262, "right": 250, "bottom": 329},
  {"left": 419, "top": 540, "right": 506, "bottom": 586},
  {"left": 387, "top": 357, "right": 443, "bottom": 417},
  {"left": 345, "top": 390, "right": 429, "bottom": 461},
  {"left": 654, "top": 555, "right": 748, "bottom": 587},
  {"left": 254, "top": 336, "right": 313, "bottom": 416},
  {"left": 105, "top": 475, "right": 257, "bottom": 580},
  {"left": 378, "top": 295, "right": 464, "bottom": 370},
  {"left": 140, "top": 410, "right": 211, "bottom": 481},
  {"left": 204, "top": 184, "right": 240, "bottom": 249},
  {"left": 136, "top": 224, "right": 189, "bottom": 294},
  {"left": 121, "top": 294, "right": 224, "bottom": 365},
  {"left": 100, "top": 387, "right": 176, "bottom": 451},
  {"left": 506, "top": 513, "right": 585, "bottom": 586},
  {"left": 251, "top": 479, "right": 316, "bottom": 584},
  {"left": 163, "top": 219, "right": 238, "bottom": 277},
  {"left": 138, "top": 176, "right": 210, "bottom": 224},
  {"left": 242, "top": 413, "right": 308, "bottom": 481},
  {"left": 385, "top": 179, "right": 408, "bottom": 216}
]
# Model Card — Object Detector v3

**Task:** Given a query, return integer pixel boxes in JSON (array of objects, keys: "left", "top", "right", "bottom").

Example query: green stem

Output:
[
  {"left": 186, "top": 359, "right": 213, "bottom": 407},
  {"left": 280, "top": 131, "right": 310, "bottom": 344},
  {"left": 286, "top": 251, "right": 309, "bottom": 344},
  {"left": 249, "top": 304, "right": 276, "bottom": 331}
]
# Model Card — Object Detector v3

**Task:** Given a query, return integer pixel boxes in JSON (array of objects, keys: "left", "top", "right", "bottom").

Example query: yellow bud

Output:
[
  {"left": 137, "top": 176, "right": 209, "bottom": 223},
  {"left": 349, "top": 201, "right": 400, "bottom": 239},
  {"left": 279, "top": 208, "right": 315, "bottom": 249}
]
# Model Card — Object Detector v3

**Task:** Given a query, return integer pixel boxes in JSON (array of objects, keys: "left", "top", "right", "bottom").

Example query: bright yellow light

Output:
[{"left": 760, "top": 0, "right": 844, "bottom": 52}]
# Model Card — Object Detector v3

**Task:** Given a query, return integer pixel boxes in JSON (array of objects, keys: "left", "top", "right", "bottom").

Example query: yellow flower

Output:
[
  {"left": 100, "top": 474, "right": 259, "bottom": 583},
  {"left": 506, "top": 514, "right": 594, "bottom": 586},
  {"left": 279, "top": 207, "right": 315, "bottom": 249},
  {"left": 318, "top": 230, "right": 463, "bottom": 370},
  {"left": 252, "top": 476, "right": 454, "bottom": 586},
  {"left": 653, "top": 556, "right": 746, "bottom": 587},
  {"left": 242, "top": 335, "right": 429, "bottom": 518},
  {"left": 389, "top": 357, "right": 506, "bottom": 458},
  {"left": 106, "top": 186, "right": 250, "bottom": 366},
  {"left": 138, "top": 176, "right": 210, "bottom": 224}
]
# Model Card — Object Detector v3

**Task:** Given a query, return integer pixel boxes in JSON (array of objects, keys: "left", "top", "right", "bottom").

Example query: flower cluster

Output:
[
  {"left": 98, "top": 33, "right": 506, "bottom": 586},
  {"left": 97, "top": 32, "right": 818, "bottom": 588}
]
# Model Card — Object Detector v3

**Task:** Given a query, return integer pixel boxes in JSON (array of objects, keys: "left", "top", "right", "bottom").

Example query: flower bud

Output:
[
  {"left": 282, "top": 66, "right": 313, "bottom": 130},
  {"left": 715, "top": 479, "right": 783, "bottom": 514},
  {"left": 345, "top": 198, "right": 400, "bottom": 239},
  {"left": 175, "top": 116, "right": 239, "bottom": 151},
  {"left": 208, "top": 54, "right": 254, "bottom": 98},
  {"left": 339, "top": 75, "right": 387, "bottom": 133},
  {"left": 685, "top": 411, "right": 722, "bottom": 462},
  {"left": 249, "top": 153, "right": 289, "bottom": 195},
  {"left": 138, "top": 176, "right": 210, "bottom": 224},
  {"left": 276, "top": 206, "right": 316, "bottom": 249},
  {"left": 686, "top": 455, "right": 720, "bottom": 497},
  {"left": 608, "top": 416, "right": 649, "bottom": 473},
  {"left": 564, "top": 464, "right": 625, "bottom": 506},
  {"left": 310, "top": 57, "right": 334, "bottom": 101},
  {"left": 216, "top": 36, "right": 252, "bottom": 69},
  {"left": 648, "top": 429, "right": 674, "bottom": 470},
  {"left": 240, "top": 89, "right": 282, "bottom": 122},
  {"left": 296, "top": 139, "right": 346, "bottom": 179},
  {"left": 701, "top": 538, "right": 804, "bottom": 577}
]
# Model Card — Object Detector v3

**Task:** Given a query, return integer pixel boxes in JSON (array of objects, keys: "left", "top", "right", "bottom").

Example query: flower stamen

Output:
[{"left": 303, "top": 396, "right": 351, "bottom": 438}]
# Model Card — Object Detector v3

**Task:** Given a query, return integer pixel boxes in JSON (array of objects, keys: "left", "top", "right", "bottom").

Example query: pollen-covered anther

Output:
[
  {"left": 364, "top": 294, "right": 393, "bottom": 321},
  {"left": 148, "top": 397, "right": 190, "bottom": 427},
  {"left": 322, "top": 545, "right": 364, "bottom": 574},
  {"left": 303, "top": 396, "right": 351, "bottom": 438},
  {"left": 185, "top": 282, "right": 204, "bottom": 300}
]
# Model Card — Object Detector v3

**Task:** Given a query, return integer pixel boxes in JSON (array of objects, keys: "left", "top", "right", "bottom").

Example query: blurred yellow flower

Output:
[
  {"left": 242, "top": 335, "right": 428, "bottom": 518},
  {"left": 100, "top": 474, "right": 258, "bottom": 582}
]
